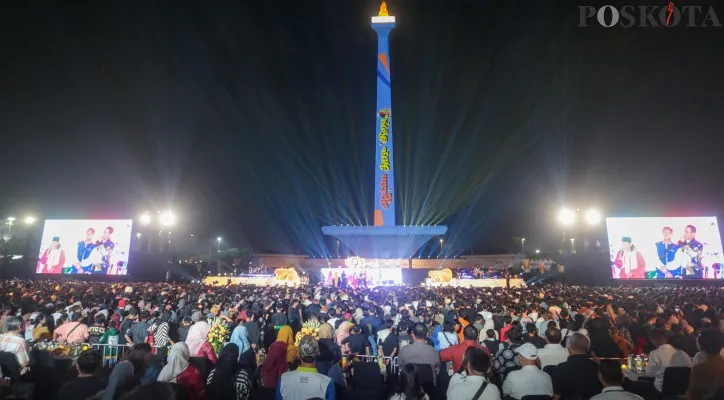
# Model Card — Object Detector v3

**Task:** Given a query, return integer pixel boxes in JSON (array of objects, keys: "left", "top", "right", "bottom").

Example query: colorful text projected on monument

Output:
[
  {"left": 372, "top": 1, "right": 396, "bottom": 227},
  {"left": 36, "top": 219, "right": 132, "bottom": 275}
]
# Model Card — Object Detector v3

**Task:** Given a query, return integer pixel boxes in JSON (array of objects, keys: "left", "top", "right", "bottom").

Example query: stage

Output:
[
  {"left": 202, "top": 274, "right": 299, "bottom": 287},
  {"left": 425, "top": 278, "right": 525, "bottom": 288}
]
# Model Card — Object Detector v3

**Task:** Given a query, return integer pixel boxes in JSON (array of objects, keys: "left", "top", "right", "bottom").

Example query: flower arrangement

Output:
[
  {"left": 208, "top": 318, "right": 229, "bottom": 354},
  {"left": 294, "top": 320, "right": 321, "bottom": 347}
]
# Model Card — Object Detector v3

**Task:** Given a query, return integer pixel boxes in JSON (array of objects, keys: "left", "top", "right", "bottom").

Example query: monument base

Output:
[{"left": 321, "top": 225, "right": 447, "bottom": 259}]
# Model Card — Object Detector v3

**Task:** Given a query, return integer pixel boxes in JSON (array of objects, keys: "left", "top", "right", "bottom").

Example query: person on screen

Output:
[
  {"left": 613, "top": 237, "right": 646, "bottom": 279},
  {"left": 72, "top": 228, "right": 97, "bottom": 274},
  {"left": 37, "top": 237, "right": 66, "bottom": 274},
  {"left": 676, "top": 224, "right": 704, "bottom": 279},
  {"left": 84, "top": 240, "right": 116, "bottom": 275},
  {"left": 96, "top": 226, "right": 114, "bottom": 245},
  {"left": 655, "top": 226, "right": 680, "bottom": 279}
]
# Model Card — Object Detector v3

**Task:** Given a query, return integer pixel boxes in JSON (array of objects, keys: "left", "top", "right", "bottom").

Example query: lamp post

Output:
[
  {"left": 217, "top": 237, "right": 222, "bottom": 253},
  {"left": 521, "top": 237, "right": 526, "bottom": 254},
  {"left": 5, "top": 217, "right": 16, "bottom": 235},
  {"left": 438, "top": 238, "right": 444, "bottom": 258},
  {"left": 558, "top": 207, "right": 602, "bottom": 254}
]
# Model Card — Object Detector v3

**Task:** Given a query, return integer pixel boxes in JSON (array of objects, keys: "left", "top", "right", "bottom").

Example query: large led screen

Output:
[
  {"left": 606, "top": 217, "right": 723, "bottom": 279},
  {"left": 320, "top": 267, "right": 403, "bottom": 287},
  {"left": 37, "top": 219, "right": 132, "bottom": 275}
]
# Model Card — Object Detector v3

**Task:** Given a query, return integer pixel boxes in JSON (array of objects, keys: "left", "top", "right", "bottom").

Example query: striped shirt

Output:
[
  {"left": 150, "top": 322, "right": 170, "bottom": 346},
  {"left": 206, "top": 369, "right": 251, "bottom": 400}
]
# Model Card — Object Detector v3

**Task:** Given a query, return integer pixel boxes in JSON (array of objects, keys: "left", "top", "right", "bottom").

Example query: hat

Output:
[
  {"left": 298, "top": 335, "right": 320, "bottom": 360},
  {"left": 515, "top": 343, "right": 538, "bottom": 360}
]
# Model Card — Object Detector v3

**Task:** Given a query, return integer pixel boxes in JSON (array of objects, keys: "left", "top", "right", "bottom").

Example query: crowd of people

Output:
[{"left": 0, "top": 279, "right": 721, "bottom": 399}]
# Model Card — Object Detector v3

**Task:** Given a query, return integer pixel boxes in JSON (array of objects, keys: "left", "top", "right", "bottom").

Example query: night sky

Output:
[{"left": 1, "top": 0, "right": 723, "bottom": 257}]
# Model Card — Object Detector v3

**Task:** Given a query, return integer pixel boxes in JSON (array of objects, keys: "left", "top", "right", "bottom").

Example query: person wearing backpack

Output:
[{"left": 99, "top": 320, "right": 120, "bottom": 366}]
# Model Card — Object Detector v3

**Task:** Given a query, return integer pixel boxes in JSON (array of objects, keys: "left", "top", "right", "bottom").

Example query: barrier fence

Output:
[
  {"left": 34, "top": 342, "right": 171, "bottom": 368},
  {"left": 344, "top": 355, "right": 400, "bottom": 376}
]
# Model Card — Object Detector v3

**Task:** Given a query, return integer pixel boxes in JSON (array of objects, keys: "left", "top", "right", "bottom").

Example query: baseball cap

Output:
[
  {"left": 515, "top": 343, "right": 538, "bottom": 360},
  {"left": 298, "top": 335, "right": 320, "bottom": 360}
]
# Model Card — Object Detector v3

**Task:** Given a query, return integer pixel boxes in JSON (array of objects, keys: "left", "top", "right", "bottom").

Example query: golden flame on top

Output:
[{"left": 378, "top": 1, "right": 389, "bottom": 17}]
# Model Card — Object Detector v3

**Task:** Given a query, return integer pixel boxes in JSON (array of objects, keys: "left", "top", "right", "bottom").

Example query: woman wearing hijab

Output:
[
  {"left": 102, "top": 343, "right": 152, "bottom": 400},
  {"left": 186, "top": 321, "right": 217, "bottom": 364},
  {"left": 157, "top": 343, "right": 205, "bottom": 400},
  {"left": 336, "top": 321, "right": 353, "bottom": 354},
  {"left": 230, "top": 325, "right": 256, "bottom": 371},
  {"left": 275, "top": 325, "right": 297, "bottom": 365},
  {"left": 206, "top": 343, "right": 251, "bottom": 400},
  {"left": 316, "top": 323, "right": 341, "bottom": 375},
  {"left": 259, "top": 341, "right": 288, "bottom": 399}
]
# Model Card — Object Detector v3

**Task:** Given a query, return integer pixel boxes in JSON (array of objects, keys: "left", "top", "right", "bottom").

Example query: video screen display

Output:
[
  {"left": 37, "top": 219, "right": 132, "bottom": 275},
  {"left": 606, "top": 217, "right": 723, "bottom": 279},
  {"left": 321, "top": 267, "right": 403, "bottom": 287}
]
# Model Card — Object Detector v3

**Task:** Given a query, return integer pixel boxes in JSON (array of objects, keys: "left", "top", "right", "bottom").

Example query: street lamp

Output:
[
  {"left": 139, "top": 213, "right": 152, "bottom": 225},
  {"left": 159, "top": 211, "right": 175, "bottom": 227},
  {"left": 5, "top": 217, "right": 16, "bottom": 234},
  {"left": 585, "top": 209, "right": 602, "bottom": 225},
  {"left": 558, "top": 209, "right": 575, "bottom": 226},
  {"left": 521, "top": 237, "right": 526, "bottom": 254},
  {"left": 570, "top": 238, "right": 575, "bottom": 251},
  {"left": 23, "top": 216, "right": 36, "bottom": 225},
  {"left": 535, "top": 249, "right": 540, "bottom": 254},
  {"left": 217, "top": 237, "right": 222, "bottom": 252}
]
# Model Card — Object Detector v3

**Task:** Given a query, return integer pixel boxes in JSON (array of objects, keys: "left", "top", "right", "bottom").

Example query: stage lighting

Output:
[
  {"left": 535, "top": 249, "right": 540, "bottom": 254},
  {"left": 139, "top": 213, "right": 152, "bottom": 225},
  {"left": 585, "top": 209, "right": 602, "bottom": 225},
  {"left": 558, "top": 209, "right": 575, "bottom": 226},
  {"left": 23, "top": 216, "right": 36, "bottom": 225},
  {"left": 159, "top": 211, "right": 176, "bottom": 227}
]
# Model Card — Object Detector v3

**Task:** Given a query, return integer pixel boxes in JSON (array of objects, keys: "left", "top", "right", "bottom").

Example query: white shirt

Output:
[
  {"left": 693, "top": 349, "right": 724, "bottom": 365},
  {"left": 502, "top": 364, "right": 553, "bottom": 399},
  {"left": 438, "top": 332, "right": 459, "bottom": 350},
  {"left": 447, "top": 373, "right": 501, "bottom": 400},
  {"left": 591, "top": 386, "right": 643, "bottom": 400},
  {"left": 645, "top": 344, "right": 693, "bottom": 392},
  {"left": 538, "top": 343, "right": 570, "bottom": 368}
]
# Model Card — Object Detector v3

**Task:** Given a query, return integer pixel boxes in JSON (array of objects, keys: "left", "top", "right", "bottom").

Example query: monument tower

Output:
[
  {"left": 371, "top": 1, "right": 396, "bottom": 227},
  {"left": 321, "top": 1, "right": 446, "bottom": 259}
]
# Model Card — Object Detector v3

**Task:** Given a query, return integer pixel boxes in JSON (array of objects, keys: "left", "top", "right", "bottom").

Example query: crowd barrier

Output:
[
  {"left": 34, "top": 342, "right": 171, "bottom": 368},
  {"left": 346, "top": 355, "right": 400, "bottom": 376},
  {"left": 35, "top": 341, "right": 401, "bottom": 375}
]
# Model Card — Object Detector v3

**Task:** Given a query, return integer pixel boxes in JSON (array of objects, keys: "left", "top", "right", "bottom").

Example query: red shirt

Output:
[
  {"left": 500, "top": 323, "right": 513, "bottom": 342},
  {"left": 440, "top": 340, "right": 490, "bottom": 372},
  {"left": 193, "top": 341, "right": 218, "bottom": 364},
  {"left": 177, "top": 365, "right": 205, "bottom": 400}
]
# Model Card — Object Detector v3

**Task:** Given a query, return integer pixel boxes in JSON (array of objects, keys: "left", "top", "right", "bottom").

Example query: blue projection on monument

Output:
[{"left": 321, "top": 1, "right": 447, "bottom": 259}]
